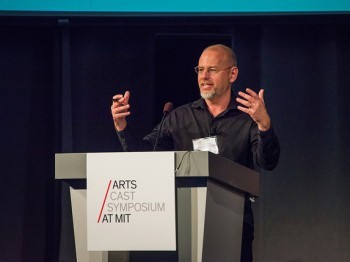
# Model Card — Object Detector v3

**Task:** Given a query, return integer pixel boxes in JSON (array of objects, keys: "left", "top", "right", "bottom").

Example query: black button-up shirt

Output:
[{"left": 118, "top": 96, "right": 280, "bottom": 171}]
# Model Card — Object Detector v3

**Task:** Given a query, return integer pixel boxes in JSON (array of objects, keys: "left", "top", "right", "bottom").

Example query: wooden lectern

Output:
[{"left": 55, "top": 151, "right": 259, "bottom": 262}]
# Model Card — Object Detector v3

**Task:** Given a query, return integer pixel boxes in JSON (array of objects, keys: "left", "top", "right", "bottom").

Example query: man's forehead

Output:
[{"left": 199, "top": 51, "right": 227, "bottom": 65}]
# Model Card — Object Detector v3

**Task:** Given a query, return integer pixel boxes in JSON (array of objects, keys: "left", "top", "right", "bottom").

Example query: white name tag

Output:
[{"left": 192, "top": 136, "right": 219, "bottom": 154}]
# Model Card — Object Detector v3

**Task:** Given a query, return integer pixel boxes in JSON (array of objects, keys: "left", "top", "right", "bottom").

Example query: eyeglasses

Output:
[{"left": 194, "top": 66, "right": 235, "bottom": 75}]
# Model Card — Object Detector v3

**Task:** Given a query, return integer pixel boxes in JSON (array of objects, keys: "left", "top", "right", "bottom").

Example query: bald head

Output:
[{"left": 202, "top": 44, "right": 237, "bottom": 67}]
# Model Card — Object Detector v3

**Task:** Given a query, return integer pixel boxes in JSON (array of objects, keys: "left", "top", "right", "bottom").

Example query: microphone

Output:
[{"left": 153, "top": 102, "right": 174, "bottom": 151}]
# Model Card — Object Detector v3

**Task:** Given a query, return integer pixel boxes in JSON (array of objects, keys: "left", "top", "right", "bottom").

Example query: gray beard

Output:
[{"left": 200, "top": 91, "right": 216, "bottom": 100}]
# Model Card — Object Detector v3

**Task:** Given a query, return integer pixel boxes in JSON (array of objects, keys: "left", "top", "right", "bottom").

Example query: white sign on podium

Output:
[{"left": 86, "top": 152, "right": 176, "bottom": 251}]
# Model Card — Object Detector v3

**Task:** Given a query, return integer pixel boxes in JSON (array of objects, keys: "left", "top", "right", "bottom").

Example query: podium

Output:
[{"left": 55, "top": 151, "right": 259, "bottom": 262}]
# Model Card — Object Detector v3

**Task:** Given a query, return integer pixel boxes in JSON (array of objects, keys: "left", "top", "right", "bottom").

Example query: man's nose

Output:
[{"left": 202, "top": 68, "right": 211, "bottom": 78}]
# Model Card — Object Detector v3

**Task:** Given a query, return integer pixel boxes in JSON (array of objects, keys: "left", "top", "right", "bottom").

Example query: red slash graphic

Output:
[{"left": 97, "top": 180, "right": 112, "bottom": 223}]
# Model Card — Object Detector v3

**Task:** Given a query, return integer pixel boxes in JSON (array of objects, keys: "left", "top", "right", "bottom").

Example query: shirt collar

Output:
[{"left": 191, "top": 94, "right": 239, "bottom": 112}]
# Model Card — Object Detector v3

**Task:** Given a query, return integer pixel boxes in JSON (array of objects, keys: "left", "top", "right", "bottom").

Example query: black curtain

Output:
[
  {"left": 0, "top": 26, "right": 56, "bottom": 261},
  {"left": 254, "top": 23, "right": 350, "bottom": 261}
]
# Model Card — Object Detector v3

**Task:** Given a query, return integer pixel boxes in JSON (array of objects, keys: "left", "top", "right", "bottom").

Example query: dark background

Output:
[{"left": 1, "top": 14, "right": 350, "bottom": 261}]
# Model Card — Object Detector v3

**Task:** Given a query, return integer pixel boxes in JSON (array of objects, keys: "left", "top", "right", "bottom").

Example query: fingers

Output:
[
  {"left": 111, "top": 91, "right": 131, "bottom": 123},
  {"left": 245, "top": 88, "right": 259, "bottom": 98},
  {"left": 112, "top": 91, "right": 130, "bottom": 106},
  {"left": 237, "top": 88, "right": 256, "bottom": 110},
  {"left": 112, "top": 91, "right": 130, "bottom": 103},
  {"left": 236, "top": 97, "right": 251, "bottom": 109},
  {"left": 113, "top": 104, "right": 130, "bottom": 116},
  {"left": 236, "top": 88, "right": 271, "bottom": 131},
  {"left": 258, "top": 89, "right": 265, "bottom": 104},
  {"left": 123, "top": 91, "right": 130, "bottom": 104},
  {"left": 237, "top": 88, "right": 264, "bottom": 107},
  {"left": 112, "top": 94, "right": 123, "bottom": 103},
  {"left": 236, "top": 88, "right": 266, "bottom": 115},
  {"left": 111, "top": 102, "right": 130, "bottom": 115},
  {"left": 236, "top": 105, "right": 250, "bottom": 114},
  {"left": 237, "top": 88, "right": 258, "bottom": 102}
]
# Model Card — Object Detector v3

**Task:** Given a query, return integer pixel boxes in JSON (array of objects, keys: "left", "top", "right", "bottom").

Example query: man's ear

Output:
[{"left": 230, "top": 67, "right": 239, "bottom": 83}]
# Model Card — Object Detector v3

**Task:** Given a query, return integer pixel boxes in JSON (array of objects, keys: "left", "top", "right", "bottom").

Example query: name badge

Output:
[{"left": 192, "top": 136, "right": 219, "bottom": 154}]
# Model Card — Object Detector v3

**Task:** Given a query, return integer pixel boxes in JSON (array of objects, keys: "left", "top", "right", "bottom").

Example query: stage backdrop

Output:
[{"left": 0, "top": 14, "right": 350, "bottom": 261}]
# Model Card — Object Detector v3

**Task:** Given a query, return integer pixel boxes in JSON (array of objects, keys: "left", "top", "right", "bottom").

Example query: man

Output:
[{"left": 111, "top": 44, "right": 280, "bottom": 261}]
